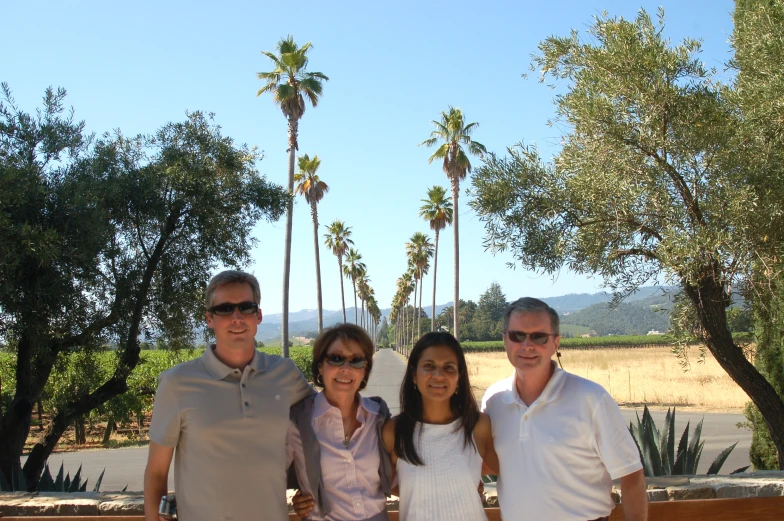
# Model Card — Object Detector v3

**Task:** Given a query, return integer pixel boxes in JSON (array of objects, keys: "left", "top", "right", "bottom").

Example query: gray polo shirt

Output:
[{"left": 149, "top": 346, "right": 314, "bottom": 521}]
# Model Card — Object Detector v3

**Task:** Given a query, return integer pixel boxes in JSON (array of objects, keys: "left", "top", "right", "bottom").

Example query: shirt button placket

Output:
[
  {"left": 520, "top": 407, "right": 531, "bottom": 440},
  {"left": 239, "top": 370, "right": 249, "bottom": 414}
]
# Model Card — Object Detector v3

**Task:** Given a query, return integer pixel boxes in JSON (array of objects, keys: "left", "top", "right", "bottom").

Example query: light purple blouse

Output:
[{"left": 287, "top": 392, "right": 387, "bottom": 521}]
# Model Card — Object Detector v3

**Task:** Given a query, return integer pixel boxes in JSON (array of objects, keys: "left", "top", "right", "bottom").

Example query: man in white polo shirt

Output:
[
  {"left": 143, "top": 270, "right": 314, "bottom": 521},
  {"left": 481, "top": 297, "right": 647, "bottom": 521}
]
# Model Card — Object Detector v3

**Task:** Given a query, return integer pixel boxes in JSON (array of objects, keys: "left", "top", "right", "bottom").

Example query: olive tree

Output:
[
  {"left": 470, "top": 10, "right": 784, "bottom": 468},
  {"left": 732, "top": 0, "right": 784, "bottom": 469},
  {"left": 0, "top": 85, "right": 287, "bottom": 487}
]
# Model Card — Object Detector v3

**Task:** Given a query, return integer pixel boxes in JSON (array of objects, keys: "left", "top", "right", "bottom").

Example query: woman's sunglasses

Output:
[
  {"left": 208, "top": 301, "right": 259, "bottom": 316},
  {"left": 325, "top": 354, "right": 368, "bottom": 369},
  {"left": 505, "top": 331, "right": 557, "bottom": 344}
]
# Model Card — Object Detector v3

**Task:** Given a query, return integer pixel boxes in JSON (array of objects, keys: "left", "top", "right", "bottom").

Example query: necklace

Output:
[{"left": 343, "top": 435, "right": 351, "bottom": 449}]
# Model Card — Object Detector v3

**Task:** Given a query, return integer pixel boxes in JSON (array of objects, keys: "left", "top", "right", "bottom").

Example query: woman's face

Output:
[
  {"left": 413, "top": 345, "right": 460, "bottom": 403},
  {"left": 319, "top": 338, "right": 368, "bottom": 400}
]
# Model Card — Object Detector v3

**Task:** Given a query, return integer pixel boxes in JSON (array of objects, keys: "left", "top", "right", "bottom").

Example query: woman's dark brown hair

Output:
[
  {"left": 394, "top": 332, "right": 479, "bottom": 465},
  {"left": 311, "top": 323, "right": 374, "bottom": 389}
]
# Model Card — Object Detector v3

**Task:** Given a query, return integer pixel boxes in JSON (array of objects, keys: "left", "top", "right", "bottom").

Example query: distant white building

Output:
[{"left": 647, "top": 330, "right": 664, "bottom": 335}]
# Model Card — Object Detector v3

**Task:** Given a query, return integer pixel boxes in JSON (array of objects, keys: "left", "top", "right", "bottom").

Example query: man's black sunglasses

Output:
[
  {"left": 325, "top": 354, "right": 368, "bottom": 369},
  {"left": 505, "top": 330, "right": 557, "bottom": 344},
  {"left": 209, "top": 301, "right": 259, "bottom": 316}
]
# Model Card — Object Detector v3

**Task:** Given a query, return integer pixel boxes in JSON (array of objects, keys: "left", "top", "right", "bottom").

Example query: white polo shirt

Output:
[{"left": 481, "top": 364, "right": 642, "bottom": 521}]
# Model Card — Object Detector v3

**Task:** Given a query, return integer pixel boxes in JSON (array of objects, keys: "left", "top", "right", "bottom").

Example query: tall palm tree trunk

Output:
[
  {"left": 418, "top": 271, "right": 424, "bottom": 337},
  {"left": 431, "top": 230, "right": 439, "bottom": 332},
  {"left": 282, "top": 119, "right": 298, "bottom": 358},
  {"left": 311, "top": 201, "right": 323, "bottom": 332},
  {"left": 352, "top": 280, "right": 358, "bottom": 325},
  {"left": 403, "top": 305, "right": 408, "bottom": 348},
  {"left": 338, "top": 256, "right": 346, "bottom": 323},
  {"left": 451, "top": 179, "right": 460, "bottom": 340}
]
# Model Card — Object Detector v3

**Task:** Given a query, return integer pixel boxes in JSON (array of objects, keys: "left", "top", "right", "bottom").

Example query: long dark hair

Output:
[{"left": 394, "top": 332, "right": 479, "bottom": 465}]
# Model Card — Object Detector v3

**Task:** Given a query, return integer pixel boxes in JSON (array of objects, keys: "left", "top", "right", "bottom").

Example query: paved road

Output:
[
  {"left": 362, "top": 348, "right": 407, "bottom": 415},
  {"left": 31, "top": 350, "right": 751, "bottom": 491}
]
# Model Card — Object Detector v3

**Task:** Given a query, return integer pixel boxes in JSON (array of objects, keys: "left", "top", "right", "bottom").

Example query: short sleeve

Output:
[
  {"left": 286, "top": 419, "right": 298, "bottom": 469},
  {"left": 592, "top": 392, "right": 643, "bottom": 479},
  {"left": 148, "top": 371, "right": 182, "bottom": 447},
  {"left": 480, "top": 388, "right": 491, "bottom": 413}
]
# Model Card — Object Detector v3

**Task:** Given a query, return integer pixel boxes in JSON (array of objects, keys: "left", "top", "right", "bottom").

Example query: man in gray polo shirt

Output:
[{"left": 144, "top": 270, "right": 314, "bottom": 521}]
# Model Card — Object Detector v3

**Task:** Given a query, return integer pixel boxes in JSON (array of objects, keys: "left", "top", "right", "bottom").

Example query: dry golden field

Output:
[{"left": 466, "top": 347, "right": 750, "bottom": 412}]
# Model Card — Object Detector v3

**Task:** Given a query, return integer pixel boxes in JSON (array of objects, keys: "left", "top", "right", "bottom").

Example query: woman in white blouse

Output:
[
  {"left": 381, "top": 332, "right": 498, "bottom": 521},
  {"left": 288, "top": 324, "right": 392, "bottom": 521}
]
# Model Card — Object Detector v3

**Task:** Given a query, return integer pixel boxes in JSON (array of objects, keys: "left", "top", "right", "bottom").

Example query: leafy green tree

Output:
[
  {"left": 377, "top": 317, "right": 390, "bottom": 347},
  {"left": 419, "top": 186, "right": 453, "bottom": 331},
  {"left": 470, "top": 10, "right": 784, "bottom": 467},
  {"left": 294, "top": 153, "right": 329, "bottom": 332},
  {"left": 324, "top": 220, "right": 354, "bottom": 323},
  {"left": 257, "top": 35, "right": 328, "bottom": 357},
  {"left": 476, "top": 282, "right": 507, "bottom": 324},
  {"left": 732, "top": 0, "right": 784, "bottom": 469},
  {"left": 0, "top": 85, "right": 286, "bottom": 487},
  {"left": 421, "top": 107, "right": 486, "bottom": 340}
]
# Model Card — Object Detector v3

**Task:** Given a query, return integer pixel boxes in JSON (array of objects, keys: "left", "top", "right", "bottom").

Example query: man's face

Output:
[
  {"left": 205, "top": 282, "right": 262, "bottom": 352},
  {"left": 504, "top": 311, "right": 560, "bottom": 377}
]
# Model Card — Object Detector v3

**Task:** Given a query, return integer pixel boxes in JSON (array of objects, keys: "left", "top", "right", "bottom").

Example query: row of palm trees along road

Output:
[{"left": 257, "top": 36, "right": 483, "bottom": 354}]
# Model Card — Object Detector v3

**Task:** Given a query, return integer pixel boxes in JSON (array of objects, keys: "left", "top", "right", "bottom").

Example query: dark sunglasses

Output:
[
  {"left": 325, "top": 354, "right": 368, "bottom": 369},
  {"left": 208, "top": 301, "right": 259, "bottom": 316},
  {"left": 505, "top": 330, "right": 557, "bottom": 344}
]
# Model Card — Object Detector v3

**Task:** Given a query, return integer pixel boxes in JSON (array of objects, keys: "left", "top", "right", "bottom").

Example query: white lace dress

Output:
[{"left": 396, "top": 420, "right": 488, "bottom": 521}]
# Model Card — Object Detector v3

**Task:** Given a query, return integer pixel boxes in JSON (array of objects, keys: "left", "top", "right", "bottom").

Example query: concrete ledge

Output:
[
  {"left": 612, "top": 470, "right": 784, "bottom": 503},
  {"left": 2, "top": 472, "right": 783, "bottom": 517}
]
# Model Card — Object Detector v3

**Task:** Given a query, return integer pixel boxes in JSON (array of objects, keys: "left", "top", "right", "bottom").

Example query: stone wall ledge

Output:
[
  {"left": 2, "top": 472, "right": 783, "bottom": 516},
  {"left": 612, "top": 470, "right": 784, "bottom": 502}
]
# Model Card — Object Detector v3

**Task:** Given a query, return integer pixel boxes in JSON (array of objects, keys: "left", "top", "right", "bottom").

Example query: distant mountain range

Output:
[{"left": 253, "top": 286, "right": 679, "bottom": 342}]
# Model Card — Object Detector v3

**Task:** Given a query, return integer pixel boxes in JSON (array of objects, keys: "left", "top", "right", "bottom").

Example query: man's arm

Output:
[
  {"left": 144, "top": 441, "right": 175, "bottom": 521},
  {"left": 619, "top": 469, "right": 648, "bottom": 521}
]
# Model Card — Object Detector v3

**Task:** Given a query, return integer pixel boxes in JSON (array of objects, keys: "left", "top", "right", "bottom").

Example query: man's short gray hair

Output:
[
  {"left": 205, "top": 270, "right": 261, "bottom": 310},
  {"left": 502, "top": 297, "right": 560, "bottom": 335}
]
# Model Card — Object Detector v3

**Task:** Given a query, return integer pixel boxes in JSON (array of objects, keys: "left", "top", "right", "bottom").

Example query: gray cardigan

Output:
[{"left": 288, "top": 394, "right": 393, "bottom": 521}]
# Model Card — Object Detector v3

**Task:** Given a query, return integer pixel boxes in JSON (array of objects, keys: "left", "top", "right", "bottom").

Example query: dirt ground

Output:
[{"left": 466, "top": 347, "right": 749, "bottom": 413}]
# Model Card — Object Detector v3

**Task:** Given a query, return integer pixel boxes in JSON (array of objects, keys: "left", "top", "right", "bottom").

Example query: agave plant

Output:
[
  {"left": 0, "top": 462, "right": 106, "bottom": 492},
  {"left": 629, "top": 405, "right": 749, "bottom": 476}
]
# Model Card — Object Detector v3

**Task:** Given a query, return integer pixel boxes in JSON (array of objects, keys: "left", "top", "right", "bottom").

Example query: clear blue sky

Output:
[{"left": 4, "top": 1, "right": 736, "bottom": 315}]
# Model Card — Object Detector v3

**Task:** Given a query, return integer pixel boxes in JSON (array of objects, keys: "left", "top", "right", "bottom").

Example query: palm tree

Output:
[
  {"left": 405, "top": 232, "right": 433, "bottom": 338},
  {"left": 343, "top": 248, "right": 365, "bottom": 324},
  {"left": 420, "top": 107, "right": 486, "bottom": 340},
  {"left": 367, "top": 297, "right": 380, "bottom": 347},
  {"left": 419, "top": 186, "right": 452, "bottom": 332},
  {"left": 359, "top": 277, "right": 374, "bottom": 331},
  {"left": 294, "top": 153, "right": 329, "bottom": 332},
  {"left": 324, "top": 220, "right": 354, "bottom": 323},
  {"left": 396, "top": 272, "right": 414, "bottom": 349},
  {"left": 258, "top": 35, "right": 328, "bottom": 357}
]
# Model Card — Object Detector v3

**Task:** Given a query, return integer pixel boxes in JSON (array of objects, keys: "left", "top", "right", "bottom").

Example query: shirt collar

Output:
[
  {"left": 312, "top": 392, "right": 379, "bottom": 422},
  {"left": 503, "top": 361, "right": 566, "bottom": 406},
  {"left": 202, "top": 344, "right": 267, "bottom": 380}
]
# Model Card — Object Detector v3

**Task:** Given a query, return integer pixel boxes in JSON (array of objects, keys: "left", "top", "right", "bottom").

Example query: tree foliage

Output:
[
  {"left": 0, "top": 85, "right": 287, "bottom": 487},
  {"left": 730, "top": 0, "right": 784, "bottom": 470},
  {"left": 470, "top": 9, "right": 784, "bottom": 468}
]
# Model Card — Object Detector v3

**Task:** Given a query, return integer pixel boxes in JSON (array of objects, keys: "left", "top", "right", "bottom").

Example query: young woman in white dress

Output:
[{"left": 382, "top": 332, "right": 498, "bottom": 521}]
